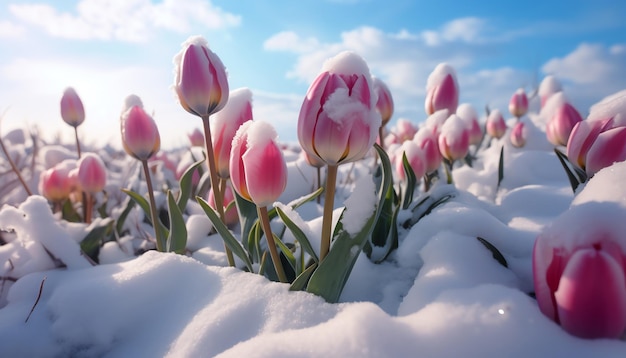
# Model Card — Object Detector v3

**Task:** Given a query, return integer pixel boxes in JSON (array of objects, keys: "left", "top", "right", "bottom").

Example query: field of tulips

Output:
[{"left": 0, "top": 35, "right": 625, "bottom": 357}]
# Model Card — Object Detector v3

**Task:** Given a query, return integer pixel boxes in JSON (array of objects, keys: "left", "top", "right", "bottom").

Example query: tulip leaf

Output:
[
  {"left": 166, "top": 190, "right": 187, "bottom": 254},
  {"left": 405, "top": 185, "right": 456, "bottom": 228},
  {"left": 122, "top": 188, "right": 169, "bottom": 249},
  {"left": 233, "top": 189, "right": 259, "bottom": 247},
  {"left": 61, "top": 199, "right": 82, "bottom": 223},
  {"left": 177, "top": 157, "right": 205, "bottom": 212},
  {"left": 289, "top": 262, "right": 317, "bottom": 292},
  {"left": 364, "top": 178, "right": 398, "bottom": 262},
  {"left": 266, "top": 186, "right": 324, "bottom": 221},
  {"left": 553, "top": 148, "right": 582, "bottom": 193},
  {"left": 401, "top": 152, "right": 417, "bottom": 209},
  {"left": 80, "top": 219, "right": 114, "bottom": 263},
  {"left": 115, "top": 197, "right": 136, "bottom": 237},
  {"left": 273, "top": 234, "right": 296, "bottom": 280},
  {"left": 197, "top": 196, "right": 254, "bottom": 272},
  {"left": 306, "top": 144, "right": 392, "bottom": 303},
  {"left": 476, "top": 237, "right": 508, "bottom": 268},
  {"left": 275, "top": 205, "right": 319, "bottom": 264},
  {"left": 497, "top": 145, "right": 504, "bottom": 189}
]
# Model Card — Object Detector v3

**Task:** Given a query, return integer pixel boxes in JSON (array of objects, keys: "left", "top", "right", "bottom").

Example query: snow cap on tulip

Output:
[
  {"left": 508, "top": 88, "right": 528, "bottom": 118},
  {"left": 77, "top": 153, "right": 107, "bottom": 193},
  {"left": 120, "top": 95, "right": 161, "bottom": 161},
  {"left": 510, "top": 121, "right": 526, "bottom": 148},
  {"left": 414, "top": 127, "right": 443, "bottom": 173},
  {"left": 211, "top": 87, "right": 253, "bottom": 178},
  {"left": 424, "top": 108, "right": 450, "bottom": 136},
  {"left": 230, "top": 120, "right": 287, "bottom": 207},
  {"left": 438, "top": 114, "right": 469, "bottom": 162},
  {"left": 372, "top": 76, "right": 394, "bottom": 126},
  {"left": 425, "top": 63, "right": 459, "bottom": 115},
  {"left": 173, "top": 35, "right": 229, "bottom": 117},
  {"left": 538, "top": 75, "right": 562, "bottom": 108},
  {"left": 60, "top": 87, "right": 85, "bottom": 127},
  {"left": 456, "top": 103, "right": 482, "bottom": 145},
  {"left": 390, "top": 118, "right": 418, "bottom": 143},
  {"left": 486, "top": 109, "right": 507, "bottom": 139},
  {"left": 298, "top": 51, "right": 380, "bottom": 166},
  {"left": 587, "top": 89, "right": 626, "bottom": 127}
]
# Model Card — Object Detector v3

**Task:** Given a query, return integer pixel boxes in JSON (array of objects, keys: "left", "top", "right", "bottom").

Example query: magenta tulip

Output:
[
  {"left": 508, "top": 88, "right": 528, "bottom": 118},
  {"left": 120, "top": 102, "right": 161, "bottom": 161},
  {"left": 585, "top": 126, "right": 626, "bottom": 175},
  {"left": 438, "top": 114, "right": 470, "bottom": 162},
  {"left": 77, "top": 153, "right": 106, "bottom": 193},
  {"left": 373, "top": 76, "right": 394, "bottom": 126},
  {"left": 425, "top": 63, "right": 459, "bottom": 115},
  {"left": 510, "top": 121, "right": 526, "bottom": 148},
  {"left": 211, "top": 87, "right": 253, "bottom": 179},
  {"left": 486, "top": 109, "right": 507, "bottom": 139},
  {"left": 173, "top": 36, "right": 229, "bottom": 118},
  {"left": 546, "top": 102, "right": 583, "bottom": 147},
  {"left": 60, "top": 87, "right": 85, "bottom": 127},
  {"left": 298, "top": 51, "right": 380, "bottom": 166},
  {"left": 208, "top": 184, "right": 238, "bottom": 227}
]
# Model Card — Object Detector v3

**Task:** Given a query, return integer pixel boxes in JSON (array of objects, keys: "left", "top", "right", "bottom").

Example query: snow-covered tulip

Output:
[
  {"left": 120, "top": 103, "right": 160, "bottom": 161},
  {"left": 173, "top": 36, "right": 229, "bottom": 118},
  {"left": 39, "top": 161, "right": 75, "bottom": 202},
  {"left": 391, "top": 118, "right": 418, "bottom": 144},
  {"left": 60, "top": 87, "right": 85, "bottom": 127},
  {"left": 425, "top": 63, "right": 459, "bottom": 115},
  {"left": 486, "top": 109, "right": 507, "bottom": 139},
  {"left": 77, "top": 153, "right": 106, "bottom": 193},
  {"left": 510, "top": 121, "right": 526, "bottom": 148},
  {"left": 424, "top": 109, "right": 450, "bottom": 136},
  {"left": 566, "top": 118, "right": 614, "bottom": 170},
  {"left": 457, "top": 103, "right": 482, "bottom": 145},
  {"left": 414, "top": 128, "right": 442, "bottom": 174},
  {"left": 438, "top": 114, "right": 470, "bottom": 162},
  {"left": 585, "top": 126, "right": 626, "bottom": 176},
  {"left": 509, "top": 88, "right": 528, "bottom": 118},
  {"left": 546, "top": 102, "right": 583, "bottom": 147},
  {"left": 188, "top": 128, "right": 204, "bottom": 147},
  {"left": 533, "top": 207, "right": 626, "bottom": 339},
  {"left": 211, "top": 88, "right": 253, "bottom": 179},
  {"left": 373, "top": 76, "right": 394, "bottom": 126},
  {"left": 395, "top": 140, "right": 426, "bottom": 181},
  {"left": 298, "top": 51, "right": 380, "bottom": 166},
  {"left": 208, "top": 184, "right": 238, "bottom": 227},
  {"left": 538, "top": 75, "right": 562, "bottom": 109}
]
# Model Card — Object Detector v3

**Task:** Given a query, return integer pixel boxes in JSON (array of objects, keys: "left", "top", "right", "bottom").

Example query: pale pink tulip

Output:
[
  {"left": 395, "top": 140, "right": 426, "bottom": 181},
  {"left": 208, "top": 184, "right": 238, "bottom": 227},
  {"left": 546, "top": 103, "right": 583, "bottom": 147},
  {"left": 77, "top": 153, "right": 106, "bottom": 193},
  {"left": 230, "top": 121, "right": 287, "bottom": 207},
  {"left": 298, "top": 51, "right": 380, "bottom": 166},
  {"left": 508, "top": 88, "right": 528, "bottom": 118},
  {"left": 438, "top": 114, "right": 469, "bottom": 162},
  {"left": 301, "top": 149, "right": 325, "bottom": 169},
  {"left": 425, "top": 63, "right": 459, "bottom": 115},
  {"left": 424, "top": 109, "right": 450, "bottom": 136},
  {"left": 120, "top": 101, "right": 161, "bottom": 161},
  {"left": 457, "top": 103, "right": 482, "bottom": 145},
  {"left": 566, "top": 118, "right": 614, "bottom": 170},
  {"left": 510, "top": 121, "right": 526, "bottom": 148},
  {"left": 188, "top": 128, "right": 204, "bottom": 147},
  {"left": 60, "top": 87, "right": 85, "bottom": 127},
  {"left": 211, "top": 88, "right": 253, "bottom": 178},
  {"left": 391, "top": 118, "right": 418, "bottom": 144},
  {"left": 373, "top": 76, "right": 394, "bottom": 126},
  {"left": 39, "top": 161, "right": 75, "bottom": 202},
  {"left": 414, "top": 128, "right": 442, "bottom": 173},
  {"left": 585, "top": 126, "right": 626, "bottom": 175},
  {"left": 486, "top": 109, "right": 507, "bottom": 139},
  {"left": 173, "top": 36, "right": 229, "bottom": 118}
]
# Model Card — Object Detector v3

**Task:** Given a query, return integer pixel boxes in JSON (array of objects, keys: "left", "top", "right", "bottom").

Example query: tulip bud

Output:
[
  {"left": 120, "top": 98, "right": 161, "bottom": 161},
  {"left": 438, "top": 114, "right": 470, "bottom": 162},
  {"left": 173, "top": 35, "right": 229, "bottom": 117},
  {"left": 486, "top": 109, "right": 507, "bottom": 139},
  {"left": 372, "top": 76, "right": 394, "bottom": 126},
  {"left": 60, "top": 87, "right": 85, "bottom": 127},
  {"left": 585, "top": 126, "right": 626, "bottom": 175},
  {"left": 395, "top": 140, "right": 426, "bottom": 181},
  {"left": 391, "top": 118, "right": 418, "bottom": 143},
  {"left": 508, "top": 88, "right": 528, "bottom": 118},
  {"left": 414, "top": 128, "right": 442, "bottom": 173},
  {"left": 566, "top": 118, "right": 614, "bottom": 170},
  {"left": 510, "top": 121, "right": 526, "bottom": 148},
  {"left": 298, "top": 51, "right": 380, "bottom": 166},
  {"left": 208, "top": 184, "right": 238, "bottom": 227},
  {"left": 230, "top": 121, "right": 287, "bottom": 207},
  {"left": 188, "top": 128, "right": 205, "bottom": 147},
  {"left": 39, "top": 160, "right": 76, "bottom": 202},
  {"left": 425, "top": 63, "right": 459, "bottom": 115},
  {"left": 456, "top": 103, "right": 482, "bottom": 145},
  {"left": 77, "top": 153, "right": 107, "bottom": 193}
]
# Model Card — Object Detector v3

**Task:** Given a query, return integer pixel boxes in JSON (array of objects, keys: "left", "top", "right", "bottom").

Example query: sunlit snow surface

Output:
[{"left": 1, "top": 113, "right": 625, "bottom": 357}]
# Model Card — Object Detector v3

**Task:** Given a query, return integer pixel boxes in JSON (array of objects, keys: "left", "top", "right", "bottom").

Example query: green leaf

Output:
[
  {"left": 497, "top": 145, "right": 504, "bottom": 189},
  {"left": 61, "top": 199, "right": 82, "bottom": 222},
  {"left": 166, "top": 190, "right": 187, "bottom": 254},
  {"left": 306, "top": 144, "right": 392, "bottom": 303},
  {"left": 365, "top": 179, "right": 397, "bottom": 262},
  {"left": 289, "top": 262, "right": 317, "bottom": 292},
  {"left": 80, "top": 219, "right": 114, "bottom": 263},
  {"left": 122, "top": 188, "right": 169, "bottom": 249},
  {"left": 233, "top": 189, "right": 259, "bottom": 246},
  {"left": 177, "top": 157, "right": 205, "bottom": 213},
  {"left": 476, "top": 237, "right": 508, "bottom": 268},
  {"left": 273, "top": 234, "right": 296, "bottom": 280},
  {"left": 554, "top": 148, "right": 582, "bottom": 193},
  {"left": 115, "top": 197, "right": 136, "bottom": 237},
  {"left": 197, "top": 196, "right": 254, "bottom": 272},
  {"left": 401, "top": 152, "right": 417, "bottom": 209},
  {"left": 275, "top": 205, "right": 319, "bottom": 264}
]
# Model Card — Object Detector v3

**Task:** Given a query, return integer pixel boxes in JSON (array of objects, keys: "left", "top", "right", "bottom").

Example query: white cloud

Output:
[
  {"left": 422, "top": 17, "right": 487, "bottom": 46},
  {"left": 263, "top": 31, "right": 320, "bottom": 53},
  {"left": 8, "top": 0, "right": 241, "bottom": 42},
  {"left": 0, "top": 20, "right": 24, "bottom": 38}
]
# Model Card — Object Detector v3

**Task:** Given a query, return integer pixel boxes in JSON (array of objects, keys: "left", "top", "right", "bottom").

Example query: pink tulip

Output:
[
  {"left": 60, "top": 87, "right": 85, "bottom": 127},
  {"left": 486, "top": 109, "right": 507, "bottom": 139},
  {"left": 373, "top": 76, "right": 394, "bottom": 126},
  {"left": 425, "top": 63, "right": 459, "bottom": 115},
  {"left": 585, "top": 126, "right": 626, "bottom": 175},
  {"left": 395, "top": 140, "right": 426, "bottom": 181},
  {"left": 546, "top": 103, "right": 583, "bottom": 147},
  {"left": 188, "top": 128, "right": 205, "bottom": 147},
  {"left": 391, "top": 118, "right": 418, "bottom": 144},
  {"left": 566, "top": 118, "right": 614, "bottom": 170},
  {"left": 538, "top": 75, "right": 562, "bottom": 109},
  {"left": 424, "top": 109, "right": 450, "bottom": 136},
  {"left": 508, "top": 88, "right": 528, "bottom": 118},
  {"left": 230, "top": 121, "right": 287, "bottom": 207},
  {"left": 39, "top": 161, "right": 75, "bottom": 202},
  {"left": 414, "top": 128, "right": 442, "bottom": 173},
  {"left": 173, "top": 35, "right": 229, "bottom": 118},
  {"left": 438, "top": 114, "right": 469, "bottom": 162},
  {"left": 77, "top": 153, "right": 106, "bottom": 193},
  {"left": 301, "top": 149, "right": 325, "bottom": 169},
  {"left": 457, "top": 103, "right": 482, "bottom": 145},
  {"left": 120, "top": 101, "right": 161, "bottom": 161},
  {"left": 298, "top": 51, "right": 380, "bottom": 166},
  {"left": 533, "top": 209, "right": 626, "bottom": 339},
  {"left": 510, "top": 121, "right": 526, "bottom": 148},
  {"left": 211, "top": 88, "right": 253, "bottom": 178},
  {"left": 208, "top": 184, "right": 238, "bottom": 227}
]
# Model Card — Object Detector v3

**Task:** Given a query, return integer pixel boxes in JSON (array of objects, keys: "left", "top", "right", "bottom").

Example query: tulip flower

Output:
[
  {"left": 208, "top": 184, "right": 238, "bottom": 227},
  {"left": 457, "top": 103, "right": 482, "bottom": 145},
  {"left": 414, "top": 127, "right": 443, "bottom": 175},
  {"left": 391, "top": 118, "right": 418, "bottom": 144},
  {"left": 60, "top": 87, "right": 85, "bottom": 158},
  {"left": 297, "top": 50, "right": 380, "bottom": 261},
  {"left": 546, "top": 102, "right": 583, "bottom": 147},
  {"left": 533, "top": 207, "right": 626, "bottom": 339},
  {"left": 395, "top": 140, "right": 426, "bottom": 181},
  {"left": 438, "top": 114, "right": 470, "bottom": 163},
  {"left": 39, "top": 160, "right": 76, "bottom": 205},
  {"left": 508, "top": 88, "right": 529, "bottom": 119},
  {"left": 188, "top": 128, "right": 205, "bottom": 147},
  {"left": 510, "top": 121, "right": 526, "bottom": 148},
  {"left": 425, "top": 63, "right": 459, "bottom": 115},
  {"left": 373, "top": 76, "right": 394, "bottom": 149},
  {"left": 566, "top": 118, "right": 614, "bottom": 170},
  {"left": 486, "top": 109, "right": 507, "bottom": 139},
  {"left": 211, "top": 87, "right": 253, "bottom": 179},
  {"left": 230, "top": 120, "right": 288, "bottom": 282},
  {"left": 538, "top": 75, "right": 562, "bottom": 109},
  {"left": 77, "top": 153, "right": 107, "bottom": 223},
  {"left": 585, "top": 126, "right": 626, "bottom": 176}
]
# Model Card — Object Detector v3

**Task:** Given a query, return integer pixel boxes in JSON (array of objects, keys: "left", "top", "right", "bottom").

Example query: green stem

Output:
[
  {"left": 378, "top": 126, "right": 385, "bottom": 152},
  {"left": 444, "top": 159, "right": 454, "bottom": 185},
  {"left": 142, "top": 159, "right": 164, "bottom": 251},
  {"left": 74, "top": 126, "right": 82, "bottom": 159},
  {"left": 202, "top": 115, "right": 235, "bottom": 267},
  {"left": 258, "top": 206, "right": 287, "bottom": 283},
  {"left": 320, "top": 164, "right": 338, "bottom": 261},
  {"left": 316, "top": 167, "right": 321, "bottom": 204}
]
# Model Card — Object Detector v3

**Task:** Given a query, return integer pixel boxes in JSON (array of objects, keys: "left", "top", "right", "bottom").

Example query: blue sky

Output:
[{"left": 0, "top": 0, "right": 624, "bottom": 148}]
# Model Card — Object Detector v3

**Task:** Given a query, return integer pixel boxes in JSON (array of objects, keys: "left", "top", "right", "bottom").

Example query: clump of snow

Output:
[
  {"left": 425, "top": 108, "right": 450, "bottom": 133},
  {"left": 323, "top": 87, "right": 371, "bottom": 124},
  {"left": 342, "top": 174, "right": 377, "bottom": 235},
  {"left": 425, "top": 63, "right": 458, "bottom": 90},
  {"left": 322, "top": 51, "right": 371, "bottom": 80},
  {"left": 538, "top": 75, "right": 562, "bottom": 97},
  {"left": 588, "top": 89, "right": 626, "bottom": 125},
  {"left": 439, "top": 113, "right": 466, "bottom": 139}
]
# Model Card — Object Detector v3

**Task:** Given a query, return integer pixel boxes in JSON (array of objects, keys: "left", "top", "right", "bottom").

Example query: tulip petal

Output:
[
  {"left": 243, "top": 140, "right": 287, "bottom": 208},
  {"left": 585, "top": 126, "right": 626, "bottom": 175}
]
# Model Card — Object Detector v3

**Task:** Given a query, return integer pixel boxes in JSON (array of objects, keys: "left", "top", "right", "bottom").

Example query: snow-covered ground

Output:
[{"left": 0, "top": 109, "right": 625, "bottom": 357}]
